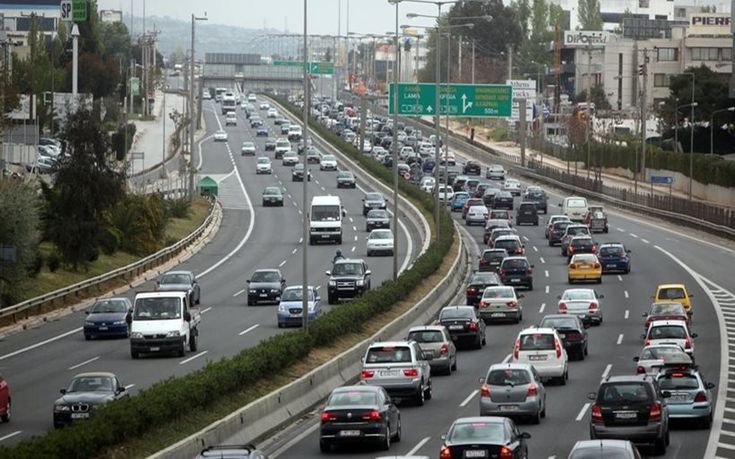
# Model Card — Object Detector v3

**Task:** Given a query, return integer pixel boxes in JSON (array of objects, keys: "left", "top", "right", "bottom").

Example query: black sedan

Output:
[
  {"left": 493, "top": 191, "right": 514, "bottom": 210},
  {"left": 292, "top": 163, "right": 312, "bottom": 182},
  {"left": 437, "top": 305, "right": 486, "bottom": 349},
  {"left": 319, "top": 385, "right": 401, "bottom": 453},
  {"left": 54, "top": 372, "right": 129, "bottom": 428},
  {"left": 264, "top": 138, "right": 277, "bottom": 151},
  {"left": 256, "top": 127, "right": 269, "bottom": 137},
  {"left": 262, "top": 186, "right": 284, "bottom": 207},
  {"left": 463, "top": 160, "right": 482, "bottom": 175},
  {"left": 247, "top": 269, "right": 286, "bottom": 305},
  {"left": 362, "top": 192, "right": 387, "bottom": 216},
  {"left": 465, "top": 271, "right": 501, "bottom": 306},
  {"left": 539, "top": 314, "right": 589, "bottom": 361},
  {"left": 440, "top": 417, "right": 530, "bottom": 459}
]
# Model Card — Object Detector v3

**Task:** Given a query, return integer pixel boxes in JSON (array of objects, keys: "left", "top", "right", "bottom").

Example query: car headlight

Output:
[
  {"left": 249, "top": 289, "right": 257, "bottom": 293},
  {"left": 54, "top": 404, "right": 70, "bottom": 412},
  {"left": 328, "top": 280, "right": 336, "bottom": 286},
  {"left": 356, "top": 280, "right": 365, "bottom": 286},
  {"left": 84, "top": 321, "right": 95, "bottom": 326},
  {"left": 130, "top": 332, "right": 143, "bottom": 339},
  {"left": 166, "top": 331, "right": 180, "bottom": 337}
]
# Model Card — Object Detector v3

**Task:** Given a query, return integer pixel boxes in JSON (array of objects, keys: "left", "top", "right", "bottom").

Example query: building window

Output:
[
  {"left": 657, "top": 48, "right": 678, "bottom": 61},
  {"left": 722, "top": 48, "right": 732, "bottom": 61},
  {"left": 653, "top": 74, "right": 671, "bottom": 87},
  {"left": 639, "top": 0, "right": 650, "bottom": 8},
  {"left": 691, "top": 47, "right": 719, "bottom": 61}
]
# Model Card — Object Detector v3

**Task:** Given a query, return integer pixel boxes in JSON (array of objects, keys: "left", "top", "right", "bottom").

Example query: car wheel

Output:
[
  {"left": 531, "top": 408, "right": 541, "bottom": 424},
  {"left": 178, "top": 341, "right": 186, "bottom": 357},
  {"left": 541, "top": 398, "right": 547, "bottom": 418},
  {"left": 319, "top": 440, "right": 332, "bottom": 453},
  {"left": 568, "top": 277, "right": 573, "bottom": 284},
  {"left": 131, "top": 349, "right": 139, "bottom": 359},
  {"left": 247, "top": 297, "right": 253, "bottom": 306},
  {"left": 425, "top": 381, "right": 433, "bottom": 400},
  {"left": 189, "top": 332, "right": 198, "bottom": 352},
  {"left": 451, "top": 357, "right": 458, "bottom": 372},
  {"left": 1, "top": 399, "right": 10, "bottom": 423},
  {"left": 528, "top": 282, "right": 533, "bottom": 291},
  {"left": 561, "top": 369, "right": 568, "bottom": 385},
  {"left": 392, "top": 416, "right": 402, "bottom": 442},
  {"left": 415, "top": 384, "right": 425, "bottom": 406},
  {"left": 84, "top": 334, "right": 92, "bottom": 340},
  {"left": 702, "top": 413, "right": 713, "bottom": 429},
  {"left": 328, "top": 293, "right": 337, "bottom": 305},
  {"left": 654, "top": 435, "right": 667, "bottom": 455},
  {"left": 381, "top": 425, "right": 391, "bottom": 450}
]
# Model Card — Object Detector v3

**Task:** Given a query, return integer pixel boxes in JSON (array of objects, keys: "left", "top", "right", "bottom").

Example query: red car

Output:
[
  {"left": 0, "top": 374, "right": 10, "bottom": 423},
  {"left": 643, "top": 302, "right": 692, "bottom": 330}
]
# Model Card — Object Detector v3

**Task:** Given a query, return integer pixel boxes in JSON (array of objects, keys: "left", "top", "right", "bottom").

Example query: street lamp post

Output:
[
  {"left": 189, "top": 13, "right": 207, "bottom": 201},
  {"left": 302, "top": 0, "right": 311, "bottom": 332},
  {"left": 710, "top": 106, "right": 735, "bottom": 155}
]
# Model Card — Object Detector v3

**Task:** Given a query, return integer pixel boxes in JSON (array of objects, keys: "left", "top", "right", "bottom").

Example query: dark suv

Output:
[
  {"left": 516, "top": 202, "right": 539, "bottom": 226},
  {"left": 247, "top": 269, "right": 286, "bottom": 306},
  {"left": 588, "top": 375, "right": 670, "bottom": 455},
  {"left": 523, "top": 187, "right": 548, "bottom": 213},
  {"left": 362, "top": 192, "right": 387, "bottom": 216},
  {"left": 499, "top": 256, "right": 534, "bottom": 290},
  {"left": 465, "top": 271, "right": 501, "bottom": 305},
  {"left": 326, "top": 259, "right": 371, "bottom": 304}
]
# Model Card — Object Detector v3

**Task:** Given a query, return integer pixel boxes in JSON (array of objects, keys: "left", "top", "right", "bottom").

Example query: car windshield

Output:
[
  {"left": 293, "top": 164, "right": 304, "bottom": 171},
  {"left": 658, "top": 288, "right": 686, "bottom": 300},
  {"left": 91, "top": 300, "right": 128, "bottom": 314},
  {"left": 312, "top": 205, "right": 341, "bottom": 221},
  {"left": 338, "top": 172, "right": 352, "bottom": 178},
  {"left": 501, "top": 258, "right": 527, "bottom": 269},
  {"left": 491, "top": 211, "right": 510, "bottom": 218},
  {"left": 264, "top": 188, "right": 280, "bottom": 195},
  {"left": 658, "top": 373, "right": 700, "bottom": 390},
  {"left": 487, "top": 369, "right": 531, "bottom": 386},
  {"left": 600, "top": 246, "right": 625, "bottom": 256},
  {"left": 367, "top": 210, "right": 388, "bottom": 219},
  {"left": 599, "top": 383, "right": 651, "bottom": 403},
  {"left": 483, "top": 287, "right": 515, "bottom": 299},
  {"left": 365, "top": 346, "right": 412, "bottom": 363},
  {"left": 365, "top": 193, "right": 383, "bottom": 201},
  {"left": 541, "top": 318, "right": 579, "bottom": 329},
  {"left": 440, "top": 308, "right": 474, "bottom": 320},
  {"left": 554, "top": 222, "right": 572, "bottom": 231},
  {"left": 649, "top": 325, "right": 687, "bottom": 339},
  {"left": 572, "top": 238, "right": 593, "bottom": 246},
  {"left": 332, "top": 263, "right": 364, "bottom": 276},
  {"left": 276, "top": 140, "right": 290, "bottom": 147},
  {"left": 160, "top": 273, "right": 190, "bottom": 284},
  {"left": 408, "top": 330, "right": 444, "bottom": 343},
  {"left": 251, "top": 271, "right": 280, "bottom": 282},
  {"left": 257, "top": 158, "right": 270, "bottom": 164},
  {"left": 651, "top": 303, "right": 686, "bottom": 315},
  {"left": 520, "top": 333, "right": 555, "bottom": 350},
  {"left": 323, "top": 155, "right": 336, "bottom": 162},
  {"left": 243, "top": 142, "right": 254, "bottom": 148},
  {"left": 369, "top": 231, "right": 392, "bottom": 240},
  {"left": 563, "top": 290, "right": 594, "bottom": 300},
  {"left": 133, "top": 297, "right": 181, "bottom": 320},
  {"left": 448, "top": 422, "right": 505, "bottom": 443},
  {"left": 68, "top": 376, "right": 115, "bottom": 393},
  {"left": 281, "top": 289, "right": 314, "bottom": 301},
  {"left": 328, "top": 390, "right": 378, "bottom": 407}
]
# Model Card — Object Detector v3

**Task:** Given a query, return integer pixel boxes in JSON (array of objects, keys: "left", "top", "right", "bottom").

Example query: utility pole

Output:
[
  {"left": 640, "top": 49, "right": 649, "bottom": 194},
  {"left": 471, "top": 39, "right": 475, "bottom": 84},
  {"left": 72, "top": 23, "right": 79, "bottom": 111},
  {"left": 433, "top": 3, "right": 443, "bottom": 240},
  {"left": 392, "top": 0, "right": 400, "bottom": 280},
  {"left": 688, "top": 72, "right": 696, "bottom": 200},
  {"left": 519, "top": 97, "right": 527, "bottom": 166},
  {"left": 585, "top": 41, "right": 591, "bottom": 180},
  {"left": 457, "top": 35, "right": 462, "bottom": 82},
  {"left": 302, "top": 0, "right": 311, "bottom": 333}
]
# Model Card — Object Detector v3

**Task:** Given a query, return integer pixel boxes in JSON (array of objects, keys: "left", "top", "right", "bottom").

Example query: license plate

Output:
[
  {"left": 449, "top": 325, "right": 464, "bottom": 330},
  {"left": 577, "top": 314, "right": 587, "bottom": 318},
  {"left": 260, "top": 294, "right": 268, "bottom": 297},
  {"left": 606, "top": 264, "right": 616, "bottom": 268},
  {"left": 615, "top": 411, "right": 637, "bottom": 419},
  {"left": 491, "top": 313, "right": 505, "bottom": 317},
  {"left": 339, "top": 430, "right": 361, "bottom": 437},
  {"left": 465, "top": 451, "right": 487, "bottom": 458},
  {"left": 98, "top": 326, "right": 108, "bottom": 331},
  {"left": 558, "top": 333, "right": 566, "bottom": 339},
  {"left": 71, "top": 413, "right": 89, "bottom": 419},
  {"left": 321, "top": 234, "right": 330, "bottom": 238},
  {"left": 579, "top": 265, "right": 590, "bottom": 269},
  {"left": 529, "top": 355, "right": 547, "bottom": 361},
  {"left": 149, "top": 346, "right": 160, "bottom": 352},
  {"left": 379, "top": 370, "right": 400, "bottom": 377},
  {"left": 670, "top": 395, "right": 688, "bottom": 402},
  {"left": 500, "top": 405, "right": 519, "bottom": 411},
  {"left": 290, "top": 313, "right": 301, "bottom": 317},
  {"left": 510, "top": 278, "right": 520, "bottom": 283}
]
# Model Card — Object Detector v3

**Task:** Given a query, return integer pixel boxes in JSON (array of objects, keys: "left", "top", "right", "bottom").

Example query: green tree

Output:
[
  {"left": 0, "top": 180, "right": 40, "bottom": 307},
  {"left": 578, "top": 0, "right": 603, "bottom": 30},
  {"left": 45, "top": 107, "right": 126, "bottom": 268},
  {"left": 576, "top": 84, "right": 612, "bottom": 110}
]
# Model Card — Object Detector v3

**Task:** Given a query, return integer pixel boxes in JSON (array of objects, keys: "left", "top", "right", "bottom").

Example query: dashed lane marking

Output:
[
  {"left": 239, "top": 324, "right": 260, "bottom": 336},
  {"left": 179, "top": 351, "right": 208, "bottom": 365},
  {"left": 540, "top": 257, "right": 546, "bottom": 264},
  {"left": 617, "top": 334, "right": 624, "bottom": 345},
  {"left": 459, "top": 390, "right": 479, "bottom": 407},
  {"left": 539, "top": 303, "right": 546, "bottom": 313},
  {"left": 576, "top": 403, "right": 591, "bottom": 421},
  {"left": 68, "top": 356, "right": 99, "bottom": 370},
  {"left": 625, "top": 310, "right": 629, "bottom": 319},
  {"left": 602, "top": 364, "right": 612, "bottom": 379}
]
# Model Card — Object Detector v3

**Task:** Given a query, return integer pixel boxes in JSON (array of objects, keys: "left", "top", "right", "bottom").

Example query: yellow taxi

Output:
[
  {"left": 568, "top": 253, "right": 602, "bottom": 284},
  {"left": 654, "top": 284, "right": 693, "bottom": 314}
]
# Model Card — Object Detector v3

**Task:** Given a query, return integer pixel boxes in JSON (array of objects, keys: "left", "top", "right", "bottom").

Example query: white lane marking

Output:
[
  {"left": 279, "top": 260, "right": 287, "bottom": 267},
  {"left": 601, "top": 364, "right": 612, "bottom": 379},
  {"left": 533, "top": 246, "right": 538, "bottom": 252},
  {"left": 270, "top": 422, "right": 320, "bottom": 458},
  {"left": 522, "top": 236, "right": 529, "bottom": 241},
  {"left": 292, "top": 202, "right": 298, "bottom": 207},
  {"left": 354, "top": 235, "right": 358, "bottom": 241},
  {"left": 299, "top": 237, "right": 303, "bottom": 244},
  {"left": 617, "top": 275, "right": 623, "bottom": 282},
  {"left": 0, "top": 431, "right": 22, "bottom": 443},
  {"left": 617, "top": 334, "right": 624, "bottom": 345},
  {"left": 540, "top": 257, "right": 546, "bottom": 264},
  {"left": 459, "top": 390, "right": 479, "bottom": 407},
  {"left": 548, "top": 456, "right": 556, "bottom": 459},
  {"left": 539, "top": 303, "right": 546, "bottom": 313},
  {"left": 502, "top": 353, "right": 512, "bottom": 363},
  {"left": 179, "top": 350, "right": 208, "bottom": 365},
  {"left": 625, "top": 310, "right": 629, "bottom": 319},
  {"left": 352, "top": 226, "right": 357, "bottom": 232},
  {"left": 233, "top": 289, "right": 245, "bottom": 297},
  {"left": 629, "top": 233, "right": 639, "bottom": 238},
  {"left": 624, "top": 290, "right": 629, "bottom": 299},
  {"left": 68, "top": 356, "right": 99, "bottom": 370},
  {"left": 616, "top": 228, "right": 625, "bottom": 232},
  {"left": 0, "top": 327, "right": 83, "bottom": 361},
  {"left": 545, "top": 285, "right": 550, "bottom": 294},
  {"left": 320, "top": 186, "right": 326, "bottom": 191},
  {"left": 407, "top": 436, "right": 431, "bottom": 456},
  {"left": 315, "top": 179, "right": 320, "bottom": 184},
  {"left": 287, "top": 194, "right": 292, "bottom": 199},
  {"left": 201, "top": 307, "right": 212, "bottom": 314},
  {"left": 239, "top": 324, "right": 260, "bottom": 336},
  {"left": 349, "top": 217, "right": 354, "bottom": 223},
  {"left": 544, "top": 270, "right": 549, "bottom": 278},
  {"left": 351, "top": 246, "right": 356, "bottom": 252},
  {"left": 292, "top": 248, "right": 298, "bottom": 254},
  {"left": 316, "top": 285, "right": 322, "bottom": 290},
  {"left": 298, "top": 210, "right": 303, "bottom": 215},
  {"left": 576, "top": 402, "right": 591, "bottom": 421},
  {"left": 124, "top": 384, "right": 136, "bottom": 390},
  {"left": 641, "top": 238, "right": 650, "bottom": 244},
  {"left": 195, "top": 134, "right": 215, "bottom": 170}
]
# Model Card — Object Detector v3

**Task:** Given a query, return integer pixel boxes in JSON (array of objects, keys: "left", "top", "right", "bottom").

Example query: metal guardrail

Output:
[{"left": 0, "top": 198, "right": 219, "bottom": 327}]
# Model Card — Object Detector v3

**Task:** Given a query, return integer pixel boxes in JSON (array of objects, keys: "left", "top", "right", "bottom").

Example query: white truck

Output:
[
  {"left": 309, "top": 195, "right": 345, "bottom": 245},
  {"left": 127, "top": 291, "right": 201, "bottom": 359}
]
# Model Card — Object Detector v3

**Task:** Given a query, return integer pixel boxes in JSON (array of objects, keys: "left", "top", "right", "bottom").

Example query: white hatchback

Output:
[
  {"left": 644, "top": 320, "right": 697, "bottom": 358},
  {"left": 512, "top": 327, "right": 568, "bottom": 384}
]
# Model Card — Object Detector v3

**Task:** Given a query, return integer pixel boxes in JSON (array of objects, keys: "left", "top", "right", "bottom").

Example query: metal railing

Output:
[{"left": 0, "top": 198, "right": 218, "bottom": 327}]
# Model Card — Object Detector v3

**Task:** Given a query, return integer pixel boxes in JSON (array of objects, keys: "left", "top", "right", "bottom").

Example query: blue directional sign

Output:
[{"left": 650, "top": 175, "right": 674, "bottom": 185}]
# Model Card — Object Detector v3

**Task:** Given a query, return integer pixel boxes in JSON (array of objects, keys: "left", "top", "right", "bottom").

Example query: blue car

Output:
[
  {"left": 422, "top": 158, "right": 436, "bottom": 173},
  {"left": 656, "top": 367, "right": 714, "bottom": 428},
  {"left": 84, "top": 297, "right": 133, "bottom": 340},
  {"left": 450, "top": 191, "right": 470, "bottom": 212},
  {"left": 597, "top": 242, "right": 631, "bottom": 274},
  {"left": 276, "top": 286, "right": 321, "bottom": 328}
]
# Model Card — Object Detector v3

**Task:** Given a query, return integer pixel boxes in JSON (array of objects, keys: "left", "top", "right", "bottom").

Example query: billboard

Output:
[
  {"left": 563, "top": 31, "right": 609, "bottom": 48},
  {"left": 506, "top": 80, "right": 536, "bottom": 122},
  {"left": 687, "top": 13, "right": 731, "bottom": 36}
]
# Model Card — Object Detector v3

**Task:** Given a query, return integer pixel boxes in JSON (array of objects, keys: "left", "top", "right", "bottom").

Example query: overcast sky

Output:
[{"left": 97, "top": 0, "right": 442, "bottom": 36}]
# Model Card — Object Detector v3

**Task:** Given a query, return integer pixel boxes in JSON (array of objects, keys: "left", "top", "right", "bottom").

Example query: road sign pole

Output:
[
  {"left": 519, "top": 97, "right": 526, "bottom": 167},
  {"left": 434, "top": 3, "right": 442, "bottom": 240}
]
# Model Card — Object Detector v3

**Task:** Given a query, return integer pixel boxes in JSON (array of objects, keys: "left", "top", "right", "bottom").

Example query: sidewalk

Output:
[{"left": 129, "top": 90, "right": 185, "bottom": 174}]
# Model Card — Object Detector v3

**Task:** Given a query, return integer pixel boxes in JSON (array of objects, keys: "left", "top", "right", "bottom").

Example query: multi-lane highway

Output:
[
  {"left": 0, "top": 92, "right": 425, "bottom": 445},
  {"left": 256, "top": 100, "right": 735, "bottom": 459}
]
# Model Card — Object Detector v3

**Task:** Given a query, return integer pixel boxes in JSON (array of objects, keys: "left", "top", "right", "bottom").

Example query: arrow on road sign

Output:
[
  {"left": 461, "top": 94, "right": 473, "bottom": 113},
  {"left": 427, "top": 105, "right": 433, "bottom": 113}
]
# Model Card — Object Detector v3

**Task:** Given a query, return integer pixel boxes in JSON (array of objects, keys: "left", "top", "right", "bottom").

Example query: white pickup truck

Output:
[{"left": 127, "top": 291, "right": 201, "bottom": 359}]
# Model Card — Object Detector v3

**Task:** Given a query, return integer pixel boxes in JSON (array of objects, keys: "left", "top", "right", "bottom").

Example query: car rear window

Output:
[
  {"left": 567, "top": 198, "right": 587, "bottom": 208},
  {"left": 600, "top": 246, "right": 625, "bottom": 256},
  {"left": 553, "top": 222, "right": 572, "bottom": 231},
  {"left": 448, "top": 422, "right": 505, "bottom": 443},
  {"left": 482, "top": 287, "right": 515, "bottom": 299},
  {"left": 519, "top": 334, "right": 555, "bottom": 351},
  {"left": 495, "top": 240, "right": 520, "bottom": 250},
  {"left": 440, "top": 308, "right": 474, "bottom": 320},
  {"left": 365, "top": 346, "right": 412, "bottom": 363},
  {"left": 651, "top": 303, "right": 686, "bottom": 315},
  {"left": 541, "top": 318, "right": 579, "bottom": 329},
  {"left": 482, "top": 251, "right": 506, "bottom": 261},
  {"left": 408, "top": 330, "right": 444, "bottom": 343},
  {"left": 658, "top": 373, "right": 699, "bottom": 390},
  {"left": 649, "top": 325, "right": 687, "bottom": 339},
  {"left": 640, "top": 347, "right": 687, "bottom": 360},
  {"left": 658, "top": 288, "right": 686, "bottom": 300},
  {"left": 563, "top": 290, "right": 594, "bottom": 300},
  {"left": 519, "top": 204, "right": 536, "bottom": 211},
  {"left": 328, "top": 390, "right": 378, "bottom": 406},
  {"left": 501, "top": 258, "right": 527, "bottom": 269},
  {"left": 487, "top": 369, "right": 531, "bottom": 386},
  {"left": 567, "top": 227, "right": 589, "bottom": 236},
  {"left": 598, "top": 383, "right": 652, "bottom": 403}
]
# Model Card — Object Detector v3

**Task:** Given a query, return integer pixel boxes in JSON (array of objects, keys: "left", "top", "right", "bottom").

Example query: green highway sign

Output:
[
  {"left": 72, "top": 0, "right": 87, "bottom": 22},
  {"left": 389, "top": 83, "right": 513, "bottom": 117},
  {"left": 273, "top": 60, "right": 334, "bottom": 75}
]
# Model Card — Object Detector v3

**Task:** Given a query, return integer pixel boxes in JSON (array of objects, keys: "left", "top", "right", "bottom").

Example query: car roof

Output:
[
  {"left": 571, "top": 253, "right": 597, "bottom": 259},
  {"left": 541, "top": 314, "right": 580, "bottom": 322},
  {"left": 482, "top": 248, "right": 508, "bottom": 253},
  {"left": 442, "top": 305, "right": 475, "bottom": 312},
  {"left": 572, "top": 440, "right": 632, "bottom": 450},
  {"left": 254, "top": 268, "right": 280, "bottom": 274},
  {"left": 518, "top": 327, "right": 557, "bottom": 336},
  {"left": 452, "top": 416, "right": 507, "bottom": 425},
  {"left": 283, "top": 285, "right": 315, "bottom": 291},
  {"left": 408, "top": 325, "right": 448, "bottom": 333},
  {"left": 334, "top": 258, "right": 364, "bottom": 264},
  {"left": 657, "top": 283, "right": 687, "bottom": 289},
  {"left": 488, "top": 362, "right": 534, "bottom": 372},
  {"left": 649, "top": 319, "right": 689, "bottom": 327},
  {"left": 603, "top": 375, "right": 650, "bottom": 383},
  {"left": 333, "top": 385, "right": 381, "bottom": 393},
  {"left": 502, "top": 256, "right": 528, "bottom": 261},
  {"left": 164, "top": 270, "right": 193, "bottom": 276},
  {"left": 495, "top": 235, "right": 521, "bottom": 242},
  {"left": 369, "top": 341, "right": 412, "bottom": 348},
  {"left": 571, "top": 235, "right": 593, "bottom": 240},
  {"left": 599, "top": 242, "right": 624, "bottom": 247},
  {"left": 73, "top": 371, "right": 117, "bottom": 378}
]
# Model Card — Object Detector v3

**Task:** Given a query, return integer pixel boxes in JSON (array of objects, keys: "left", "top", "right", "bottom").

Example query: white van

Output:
[
  {"left": 309, "top": 195, "right": 345, "bottom": 245},
  {"left": 560, "top": 196, "right": 589, "bottom": 222}
]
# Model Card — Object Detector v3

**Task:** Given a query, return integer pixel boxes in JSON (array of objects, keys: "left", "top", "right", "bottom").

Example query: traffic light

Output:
[{"left": 638, "top": 64, "right": 645, "bottom": 75}]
